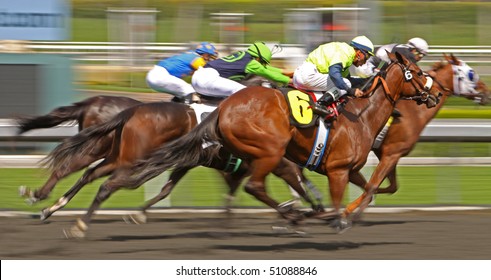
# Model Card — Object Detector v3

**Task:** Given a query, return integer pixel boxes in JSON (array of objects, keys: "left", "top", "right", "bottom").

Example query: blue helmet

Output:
[{"left": 195, "top": 42, "right": 218, "bottom": 57}]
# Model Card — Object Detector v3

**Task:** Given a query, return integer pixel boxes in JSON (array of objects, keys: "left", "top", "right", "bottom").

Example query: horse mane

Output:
[{"left": 430, "top": 60, "right": 448, "bottom": 71}]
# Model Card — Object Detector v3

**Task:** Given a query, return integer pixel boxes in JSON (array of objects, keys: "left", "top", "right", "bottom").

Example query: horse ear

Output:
[
  {"left": 450, "top": 53, "right": 460, "bottom": 65},
  {"left": 387, "top": 51, "right": 396, "bottom": 62}
]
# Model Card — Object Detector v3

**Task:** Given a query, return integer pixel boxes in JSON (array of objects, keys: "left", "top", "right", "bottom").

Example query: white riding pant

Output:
[
  {"left": 146, "top": 65, "right": 195, "bottom": 98},
  {"left": 293, "top": 61, "right": 350, "bottom": 96},
  {"left": 191, "top": 67, "right": 246, "bottom": 98}
]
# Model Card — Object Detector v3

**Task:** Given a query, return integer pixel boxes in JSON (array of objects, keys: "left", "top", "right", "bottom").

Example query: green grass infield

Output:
[{"left": 1, "top": 165, "right": 490, "bottom": 212}]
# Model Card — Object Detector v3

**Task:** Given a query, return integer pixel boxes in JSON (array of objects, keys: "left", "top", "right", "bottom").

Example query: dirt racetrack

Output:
[{"left": 1, "top": 209, "right": 490, "bottom": 260}]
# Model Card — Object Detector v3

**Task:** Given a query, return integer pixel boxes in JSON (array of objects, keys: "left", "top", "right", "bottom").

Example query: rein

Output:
[
  {"left": 364, "top": 60, "right": 430, "bottom": 106},
  {"left": 363, "top": 75, "right": 394, "bottom": 105}
]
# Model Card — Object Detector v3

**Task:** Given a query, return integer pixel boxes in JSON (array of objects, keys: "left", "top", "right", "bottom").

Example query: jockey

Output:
[
  {"left": 292, "top": 35, "right": 375, "bottom": 119},
  {"left": 355, "top": 37, "right": 429, "bottom": 78},
  {"left": 146, "top": 42, "right": 218, "bottom": 104},
  {"left": 191, "top": 42, "right": 292, "bottom": 99}
]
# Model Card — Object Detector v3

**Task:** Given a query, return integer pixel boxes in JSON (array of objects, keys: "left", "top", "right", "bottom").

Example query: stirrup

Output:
[{"left": 313, "top": 104, "right": 336, "bottom": 121}]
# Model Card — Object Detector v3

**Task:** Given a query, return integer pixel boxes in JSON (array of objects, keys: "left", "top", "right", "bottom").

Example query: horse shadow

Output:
[{"left": 212, "top": 240, "right": 413, "bottom": 253}]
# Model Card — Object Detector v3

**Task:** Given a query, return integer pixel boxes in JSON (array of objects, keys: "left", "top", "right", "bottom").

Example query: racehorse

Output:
[
  {"left": 62, "top": 51, "right": 442, "bottom": 238},
  {"left": 38, "top": 101, "right": 322, "bottom": 226},
  {"left": 347, "top": 54, "right": 490, "bottom": 199},
  {"left": 17, "top": 95, "right": 142, "bottom": 203},
  {"left": 18, "top": 76, "right": 320, "bottom": 208}
]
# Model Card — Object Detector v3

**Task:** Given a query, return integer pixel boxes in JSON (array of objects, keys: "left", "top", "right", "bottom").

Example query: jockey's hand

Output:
[{"left": 354, "top": 88, "right": 366, "bottom": 98}]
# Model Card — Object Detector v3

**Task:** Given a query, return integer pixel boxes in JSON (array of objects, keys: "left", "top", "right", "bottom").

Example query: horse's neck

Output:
[
  {"left": 357, "top": 75, "right": 403, "bottom": 139},
  {"left": 412, "top": 65, "right": 453, "bottom": 124}
]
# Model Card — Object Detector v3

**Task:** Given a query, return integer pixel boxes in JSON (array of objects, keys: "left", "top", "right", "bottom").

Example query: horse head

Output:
[
  {"left": 442, "top": 53, "right": 490, "bottom": 105},
  {"left": 386, "top": 51, "right": 442, "bottom": 108}
]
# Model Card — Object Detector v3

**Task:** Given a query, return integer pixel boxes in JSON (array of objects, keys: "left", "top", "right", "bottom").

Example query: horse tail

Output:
[
  {"left": 119, "top": 109, "right": 221, "bottom": 188},
  {"left": 42, "top": 107, "right": 135, "bottom": 171},
  {"left": 15, "top": 100, "right": 88, "bottom": 135}
]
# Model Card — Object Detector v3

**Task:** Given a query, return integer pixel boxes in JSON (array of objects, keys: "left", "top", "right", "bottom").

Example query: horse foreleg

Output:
[
  {"left": 325, "top": 169, "right": 351, "bottom": 233},
  {"left": 301, "top": 171, "right": 324, "bottom": 208},
  {"left": 350, "top": 155, "right": 399, "bottom": 220},
  {"left": 343, "top": 170, "right": 370, "bottom": 215},
  {"left": 375, "top": 165, "right": 398, "bottom": 194},
  {"left": 349, "top": 170, "right": 368, "bottom": 191}
]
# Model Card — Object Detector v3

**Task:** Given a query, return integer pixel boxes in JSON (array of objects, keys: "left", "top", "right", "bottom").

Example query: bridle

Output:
[
  {"left": 365, "top": 60, "right": 439, "bottom": 106},
  {"left": 393, "top": 61, "right": 440, "bottom": 104}
]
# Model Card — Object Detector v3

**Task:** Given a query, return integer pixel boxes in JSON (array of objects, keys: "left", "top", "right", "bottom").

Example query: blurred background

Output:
[{"left": 0, "top": 0, "right": 490, "bottom": 211}]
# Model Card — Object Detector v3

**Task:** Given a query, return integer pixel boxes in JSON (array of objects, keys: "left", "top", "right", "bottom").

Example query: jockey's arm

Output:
[
  {"left": 245, "top": 60, "right": 291, "bottom": 85},
  {"left": 329, "top": 63, "right": 354, "bottom": 95}
]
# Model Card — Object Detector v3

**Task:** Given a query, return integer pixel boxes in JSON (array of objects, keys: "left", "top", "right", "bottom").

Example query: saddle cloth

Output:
[{"left": 279, "top": 87, "right": 319, "bottom": 128}]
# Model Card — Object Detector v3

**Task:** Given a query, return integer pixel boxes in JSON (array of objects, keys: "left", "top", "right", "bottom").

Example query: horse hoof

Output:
[
  {"left": 18, "top": 185, "right": 29, "bottom": 197},
  {"left": 19, "top": 186, "right": 38, "bottom": 205},
  {"left": 40, "top": 208, "right": 51, "bottom": 221},
  {"left": 278, "top": 199, "right": 297, "bottom": 211},
  {"left": 63, "top": 227, "right": 86, "bottom": 239},
  {"left": 330, "top": 218, "right": 352, "bottom": 234},
  {"left": 123, "top": 212, "right": 147, "bottom": 224},
  {"left": 24, "top": 197, "right": 38, "bottom": 206},
  {"left": 63, "top": 219, "right": 88, "bottom": 239}
]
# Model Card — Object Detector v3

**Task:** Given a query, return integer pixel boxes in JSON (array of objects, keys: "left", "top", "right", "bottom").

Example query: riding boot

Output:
[{"left": 313, "top": 88, "right": 340, "bottom": 120}]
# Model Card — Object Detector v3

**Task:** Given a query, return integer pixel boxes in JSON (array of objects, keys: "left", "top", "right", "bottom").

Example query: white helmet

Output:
[
  {"left": 350, "top": 35, "right": 375, "bottom": 56},
  {"left": 407, "top": 37, "right": 429, "bottom": 55}
]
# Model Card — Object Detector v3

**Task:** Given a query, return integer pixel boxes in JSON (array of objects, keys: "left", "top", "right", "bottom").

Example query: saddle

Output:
[{"left": 196, "top": 94, "right": 224, "bottom": 106}]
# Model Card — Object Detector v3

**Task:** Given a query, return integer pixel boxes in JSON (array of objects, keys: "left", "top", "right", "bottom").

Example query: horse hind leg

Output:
[
  {"left": 271, "top": 160, "right": 323, "bottom": 214},
  {"left": 41, "top": 160, "right": 117, "bottom": 221},
  {"left": 19, "top": 154, "right": 104, "bottom": 205},
  {"left": 221, "top": 170, "right": 247, "bottom": 214},
  {"left": 125, "top": 168, "right": 189, "bottom": 225},
  {"left": 244, "top": 157, "right": 304, "bottom": 223},
  {"left": 63, "top": 172, "right": 125, "bottom": 239}
]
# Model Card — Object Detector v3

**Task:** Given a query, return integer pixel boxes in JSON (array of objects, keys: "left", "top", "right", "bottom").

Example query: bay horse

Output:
[
  {"left": 18, "top": 77, "right": 320, "bottom": 209},
  {"left": 62, "top": 52, "right": 442, "bottom": 238},
  {"left": 348, "top": 54, "right": 490, "bottom": 198},
  {"left": 17, "top": 95, "right": 142, "bottom": 203}
]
